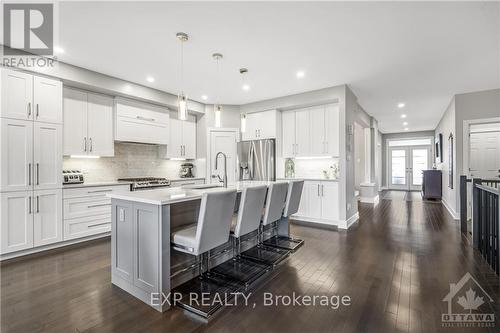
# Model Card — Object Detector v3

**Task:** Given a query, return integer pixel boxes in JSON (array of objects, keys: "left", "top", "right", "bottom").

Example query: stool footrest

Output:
[
  {"left": 263, "top": 235, "right": 304, "bottom": 252},
  {"left": 240, "top": 246, "right": 290, "bottom": 266},
  {"left": 211, "top": 258, "right": 270, "bottom": 287}
]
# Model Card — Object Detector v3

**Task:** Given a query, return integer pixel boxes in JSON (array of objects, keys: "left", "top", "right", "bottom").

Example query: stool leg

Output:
[
  {"left": 206, "top": 250, "right": 211, "bottom": 276},
  {"left": 198, "top": 254, "right": 203, "bottom": 278}
]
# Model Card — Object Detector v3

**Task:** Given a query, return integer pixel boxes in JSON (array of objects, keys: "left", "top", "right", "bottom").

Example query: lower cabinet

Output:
[
  {"left": 1, "top": 189, "right": 62, "bottom": 254},
  {"left": 294, "top": 180, "right": 339, "bottom": 223}
]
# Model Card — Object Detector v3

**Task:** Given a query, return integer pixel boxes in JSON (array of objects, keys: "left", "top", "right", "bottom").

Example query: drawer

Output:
[
  {"left": 170, "top": 179, "right": 205, "bottom": 187},
  {"left": 63, "top": 185, "right": 129, "bottom": 199},
  {"left": 64, "top": 214, "right": 111, "bottom": 240},
  {"left": 64, "top": 196, "right": 112, "bottom": 219}
]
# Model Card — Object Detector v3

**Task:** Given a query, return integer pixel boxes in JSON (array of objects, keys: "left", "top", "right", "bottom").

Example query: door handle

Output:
[
  {"left": 27, "top": 102, "right": 31, "bottom": 118},
  {"left": 36, "top": 104, "right": 39, "bottom": 118},
  {"left": 36, "top": 163, "right": 39, "bottom": 185},
  {"left": 36, "top": 195, "right": 39, "bottom": 213},
  {"left": 28, "top": 163, "right": 32, "bottom": 185}
]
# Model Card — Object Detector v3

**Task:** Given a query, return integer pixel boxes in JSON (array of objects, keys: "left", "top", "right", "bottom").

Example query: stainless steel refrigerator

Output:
[{"left": 237, "top": 139, "right": 276, "bottom": 181}]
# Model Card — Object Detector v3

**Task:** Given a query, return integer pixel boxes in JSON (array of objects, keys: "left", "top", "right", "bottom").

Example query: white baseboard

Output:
[
  {"left": 359, "top": 195, "right": 380, "bottom": 206},
  {"left": 380, "top": 186, "right": 388, "bottom": 190},
  {"left": 338, "top": 212, "right": 359, "bottom": 230},
  {"left": 441, "top": 198, "right": 459, "bottom": 220},
  {"left": 0, "top": 233, "right": 110, "bottom": 261}
]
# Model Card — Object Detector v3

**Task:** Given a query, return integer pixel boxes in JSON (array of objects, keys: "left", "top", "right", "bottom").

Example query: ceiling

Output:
[{"left": 46, "top": 2, "right": 500, "bottom": 132}]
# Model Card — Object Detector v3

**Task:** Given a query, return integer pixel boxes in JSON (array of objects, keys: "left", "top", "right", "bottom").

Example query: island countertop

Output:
[{"left": 107, "top": 180, "right": 286, "bottom": 205}]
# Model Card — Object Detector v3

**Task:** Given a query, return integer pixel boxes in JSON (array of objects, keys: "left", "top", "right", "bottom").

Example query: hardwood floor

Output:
[{"left": 2, "top": 191, "right": 499, "bottom": 333}]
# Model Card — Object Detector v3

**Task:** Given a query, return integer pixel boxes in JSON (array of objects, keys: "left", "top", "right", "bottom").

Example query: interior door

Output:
[
  {"left": 210, "top": 130, "right": 237, "bottom": 184},
  {"left": 389, "top": 146, "right": 430, "bottom": 191},
  {"left": 469, "top": 130, "right": 500, "bottom": 179},
  {"left": 409, "top": 146, "right": 431, "bottom": 190},
  {"left": 389, "top": 148, "right": 408, "bottom": 190}
]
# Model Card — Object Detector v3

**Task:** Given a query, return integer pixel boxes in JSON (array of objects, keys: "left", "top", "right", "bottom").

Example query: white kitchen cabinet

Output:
[
  {"left": 165, "top": 115, "right": 196, "bottom": 159},
  {"left": 0, "top": 69, "right": 33, "bottom": 121},
  {"left": 282, "top": 111, "right": 296, "bottom": 158},
  {"left": 115, "top": 98, "right": 169, "bottom": 145},
  {"left": 0, "top": 118, "right": 33, "bottom": 192},
  {"left": 0, "top": 191, "right": 33, "bottom": 254},
  {"left": 293, "top": 180, "right": 339, "bottom": 224},
  {"left": 310, "top": 107, "right": 326, "bottom": 156},
  {"left": 63, "top": 88, "right": 114, "bottom": 157},
  {"left": 324, "top": 104, "right": 340, "bottom": 157},
  {"left": 241, "top": 110, "right": 278, "bottom": 141},
  {"left": 33, "top": 189, "right": 62, "bottom": 247},
  {"left": 281, "top": 109, "right": 311, "bottom": 157},
  {"left": 34, "top": 122, "right": 62, "bottom": 190},
  {"left": 33, "top": 76, "right": 63, "bottom": 124}
]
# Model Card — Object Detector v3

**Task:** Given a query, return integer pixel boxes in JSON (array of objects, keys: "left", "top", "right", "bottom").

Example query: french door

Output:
[{"left": 389, "top": 146, "right": 431, "bottom": 191}]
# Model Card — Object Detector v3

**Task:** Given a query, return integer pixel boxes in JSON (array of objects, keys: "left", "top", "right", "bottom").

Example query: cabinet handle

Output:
[
  {"left": 27, "top": 102, "right": 32, "bottom": 118},
  {"left": 136, "top": 115, "right": 155, "bottom": 122},
  {"left": 87, "top": 189, "right": 112, "bottom": 193},
  {"left": 325, "top": 141, "right": 328, "bottom": 153},
  {"left": 87, "top": 222, "right": 111, "bottom": 228},
  {"left": 87, "top": 203, "right": 111, "bottom": 208},
  {"left": 84, "top": 137, "right": 87, "bottom": 152},
  {"left": 28, "top": 196, "right": 32, "bottom": 214},
  {"left": 28, "top": 163, "right": 32, "bottom": 185},
  {"left": 36, "top": 104, "right": 39, "bottom": 118},
  {"left": 317, "top": 184, "right": 320, "bottom": 196},
  {"left": 89, "top": 138, "right": 93, "bottom": 152},
  {"left": 321, "top": 184, "right": 324, "bottom": 196},
  {"left": 36, "top": 195, "right": 40, "bottom": 213},
  {"left": 36, "top": 163, "right": 39, "bottom": 185}
]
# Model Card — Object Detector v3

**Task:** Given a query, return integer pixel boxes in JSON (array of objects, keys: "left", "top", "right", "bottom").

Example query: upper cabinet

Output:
[
  {"left": 241, "top": 110, "right": 278, "bottom": 141},
  {"left": 282, "top": 104, "right": 339, "bottom": 158},
  {"left": 63, "top": 88, "right": 114, "bottom": 157},
  {"left": 115, "top": 98, "right": 169, "bottom": 145},
  {"left": 164, "top": 115, "right": 196, "bottom": 159},
  {"left": 1, "top": 68, "right": 62, "bottom": 124}
]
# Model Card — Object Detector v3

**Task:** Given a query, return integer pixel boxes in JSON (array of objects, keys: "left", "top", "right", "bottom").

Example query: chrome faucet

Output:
[{"left": 214, "top": 152, "right": 228, "bottom": 188}]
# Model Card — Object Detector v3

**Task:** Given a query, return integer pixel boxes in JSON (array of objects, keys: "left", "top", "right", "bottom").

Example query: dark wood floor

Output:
[{"left": 2, "top": 192, "right": 499, "bottom": 333}]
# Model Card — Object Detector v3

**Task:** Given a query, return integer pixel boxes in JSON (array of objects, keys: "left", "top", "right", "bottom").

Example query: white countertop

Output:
[
  {"left": 278, "top": 177, "right": 339, "bottom": 182},
  {"left": 63, "top": 181, "right": 132, "bottom": 189},
  {"left": 107, "top": 180, "right": 287, "bottom": 205},
  {"left": 169, "top": 177, "right": 205, "bottom": 182}
]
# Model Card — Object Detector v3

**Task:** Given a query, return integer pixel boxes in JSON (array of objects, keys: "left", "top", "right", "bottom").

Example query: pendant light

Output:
[
  {"left": 176, "top": 32, "right": 189, "bottom": 120},
  {"left": 213, "top": 53, "right": 223, "bottom": 127}
]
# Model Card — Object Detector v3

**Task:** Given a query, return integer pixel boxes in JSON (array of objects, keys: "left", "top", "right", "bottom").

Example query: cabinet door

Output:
[
  {"left": 259, "top": 110, "right": 277, "bottom": 139},
  {"left": 0, "top": 191, "right": 33, "bottom": 254},
  {"left": 320, "top": 182, "right": 339, "bottom": 221},
  {"left": 282, "top": 111, "right": 296, "bottom": 158},
  {"left": 0, "top": 69, "right": 33, "bottom": 121},
  {"left": 112, "top": 202, "right": 133, "bottom": 282},
  {"left": 168, "top": 117, "right": 183, "bottom": 158},
  {"left": 182, "top": 116, "right": 196, "bottom": 159},
  {"left": 305, "top": 182, "right": 321, "bottom": 219},
  {"left": 295, "top": 182, "right": 308, "bottom": 216},
  {"left": 242, "top": 113, "right": 258, "bottom": 141},
  {"left": 63, "top": 88, "right": 87, "bottom": 155},
  {"left": 0, "top": 119, "right": 33, "bottom": 192},
  {"left": 87, "top": 93, "right": 114, "bottom": 157},
  {"left": 295, "top": 109, "right": 311, "bottom": 156},
  {"left": 33, "top": 76, "right": 62, "bottom": 124},
  {"left": 310, "top": 107, "right": 326, "bottom": 156},
  {"left": 325, "top": 104, "right": 340, "bottom": 157},
  {"left": 34, "top": 123, "right": 62, "bottom": 190},
  {"left": 33, "top": 189, "right": 62, "bottom": 247}
]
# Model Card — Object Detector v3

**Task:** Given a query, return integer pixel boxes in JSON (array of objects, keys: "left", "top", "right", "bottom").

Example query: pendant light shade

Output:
[
  {"left": 241, "top": 114, "right": 247, "bottom": 133},
  {"left": 176, "top": 32, "right": 189, "bottom": 120},
  {"left": 213, "top": 53, "right": 223, "bottom": 127},
  {"left": 214, "top": 104, "right": 222, "bottom": 128}
]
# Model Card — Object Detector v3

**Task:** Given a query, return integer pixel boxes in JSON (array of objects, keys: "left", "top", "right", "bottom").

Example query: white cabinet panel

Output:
[
  {"left": 33, "top": 189, "right": 62, "bottom": 247},
  {"left": 167, "top": 115, "right": 196, "bottom": 159},
  {"left": 1, "top": 69, "right": 33, "bottom": 121},
  {"left": 0, "top": 191, "right": 33, "bottom": 254},
  {"left": 295, "top": 110, "right": 310, "bottom": 156},
  {"left": 320, "top": 182, "right": 339, "bottom": 221},
  {"left": 63, "top": 88, "right": 87, "bottom": 155},
  {"left": 112, "top": 203, "right": 133, "bottom": 282},
  {"left": 33, "top": 76, "right": 62, "bottom": 124},
  {"left": 296, "top": 182, "right": 308, "bottom": 216},
  {"left": 242, "top": 110, "right": 277, "bottom": 141},
  {"left": 310, "top": 107, "right": 326, "bottom": 156},
  {"left": 242, "top": 113, "right": 258, "bottom": 141},
  {"left": 182, "top": 116, "right": 196, "bottom": 159},
  {"left": 87, "top": 93, "right": 114, "bottom": 156},
  {"left": 64, "top": 214, "right": 111, "bottom": 241},
  {"left": 168, "top": 117, "right": 183, "bottom": 158},
  {"left": 282, "top": 111, "right": 296, "bottom": 158},
  {"left": 0, "top": 119, "right": 33, "bottom": 192},
  {"left": 325, "top": 104, "right": 340, "bottom": 157},
  {"left": 305, "top": 181, "right": 321, "bottom": 219},
  {"left": 34, "top": 122, "right": 62, "bottom": 190}
]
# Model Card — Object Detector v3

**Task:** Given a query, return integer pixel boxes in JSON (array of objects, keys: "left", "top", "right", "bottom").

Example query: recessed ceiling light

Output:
[
  {"left": 403, "top": 122, "right": 408, "bottom": 126},
  {"left": 296, "top": 71, "right": 305, "bottom": 78},
  {"left": 404, "top": 127, "right": 409, "bottom": 131},
  {"left": 146, "top": 76, "right": 155, "bottom": 83},
  {"left": 400, "top": 114, "right": 407, "bottom": 118},
  {"left": 54, "top": 46, "right": 65, "bottom": 54},
  {"left": 201, "top": 95, "right": 208, "bottom": 100},
  {"left": 398, "top": 103, "right": 405, "bottom": 108},
  {"left": 242, "top": 84, "right": 250, "bottom": 91}
]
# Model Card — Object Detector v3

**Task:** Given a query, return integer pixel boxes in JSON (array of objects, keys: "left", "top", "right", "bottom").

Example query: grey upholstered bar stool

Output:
[{"left": 171, "top": 189, "right": 237, "bottom": 276}]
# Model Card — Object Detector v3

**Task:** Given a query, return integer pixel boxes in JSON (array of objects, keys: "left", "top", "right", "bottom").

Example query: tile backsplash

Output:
[
  {"left": 63, "top": 142, "right": 206, "bottom": 182},
  {"left": 278, "top": 157, "right": 340, "bottom": 179}
]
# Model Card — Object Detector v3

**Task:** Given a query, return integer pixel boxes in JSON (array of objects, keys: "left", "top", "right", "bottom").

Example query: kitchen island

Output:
[{"left": 108, "top": 181, "right": 292, "bottom": 312}]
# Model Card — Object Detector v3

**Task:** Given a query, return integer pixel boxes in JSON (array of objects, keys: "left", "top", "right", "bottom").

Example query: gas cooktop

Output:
[{"left": 117, "top": 177, "right": 171, "bottom": 191}]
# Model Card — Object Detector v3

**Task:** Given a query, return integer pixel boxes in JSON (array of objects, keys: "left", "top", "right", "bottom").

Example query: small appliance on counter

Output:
[
  {"left": 117, "top": 177, "right": 171, "bottom": 191},
  {"left": 179, "top": 163, "right": 194, "bottom": 178},
  {"left": 63, "top": 170, "right": 84, "bottom": 184}
]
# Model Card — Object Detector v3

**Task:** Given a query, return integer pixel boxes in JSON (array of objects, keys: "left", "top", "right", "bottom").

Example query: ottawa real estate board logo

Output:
[{"left": 441, "top": 272, "right": 495, "bottom": 328}]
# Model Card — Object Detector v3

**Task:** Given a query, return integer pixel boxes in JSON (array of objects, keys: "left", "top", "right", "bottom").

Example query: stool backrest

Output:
[
  {"left": 283, "top": 180, "right": 304, "bottom": 217},
  {"left": 262, "top": 182, "right": 288, "bottom": 226},
  {"left": 195, "top": 189, "right": 237, "bottom": 254},
  {"left": 234, "top": 185, "right": 268, "bottom": 238}
]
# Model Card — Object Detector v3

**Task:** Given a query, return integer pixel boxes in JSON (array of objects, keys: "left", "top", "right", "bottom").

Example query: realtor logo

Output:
[
  {"left": 441, "top": 272, "right": 495, "bottom": 327},
  {"left": 3, "top": 3, "right": 53, "bottom": 55}
]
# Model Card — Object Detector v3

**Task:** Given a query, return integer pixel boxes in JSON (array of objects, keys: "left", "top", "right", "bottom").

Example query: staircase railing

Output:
[{"left": 472, "top": 180, "right": 500, "bottom": 275}]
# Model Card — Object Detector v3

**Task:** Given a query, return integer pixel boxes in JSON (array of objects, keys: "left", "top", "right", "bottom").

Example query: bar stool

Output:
[
  {"left": 211, "top": 185, "right": 269, "bottom": 286},
  {"left": 241, "top": 182, "right": 291, "bottom": 266},
  {"left": 263, "top": 180, "right": 305, "bottom": 251},
  {"left": 171, "top": 189, "right": 237, "bottom": 276}
]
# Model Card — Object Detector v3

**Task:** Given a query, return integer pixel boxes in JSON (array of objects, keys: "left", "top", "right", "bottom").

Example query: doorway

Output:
[
  {"left": 207, "top": 128, "right": 238, "bottom": 184},
  {"left": 389, "top": 145, "right": 431, "bottom": 191}
]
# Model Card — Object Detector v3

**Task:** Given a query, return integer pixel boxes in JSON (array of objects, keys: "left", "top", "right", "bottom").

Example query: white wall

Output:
[{"left": 354, "top": 122, "right": 365, "bottom": 188}]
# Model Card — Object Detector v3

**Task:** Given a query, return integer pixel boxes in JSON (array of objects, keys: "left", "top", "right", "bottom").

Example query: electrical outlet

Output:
[
  {"left": 347, "top": 203, "right": 351, "bottom": 211},
  {"left": 119, "top": 208, "right": 125, "bottom": 222}
]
